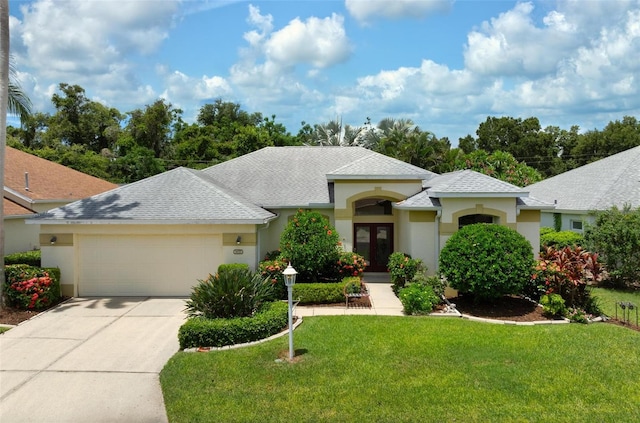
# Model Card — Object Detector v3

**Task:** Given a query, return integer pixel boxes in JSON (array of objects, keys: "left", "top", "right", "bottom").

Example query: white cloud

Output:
[
  {"left": 464, "top": 2, "right": 579, "bottom": 76},
  {"left": 11, "top": 0, "right": 179, "bottom": 111},
  {"left": 345, "top": 0, "right": 452, "bottom": 23},
  {"left": 161, "top": 70, "right": 232, "bottom": 105},
  {"left": 229, "top": 4, "right": 353, "bottom": 119},
  {"left": 265, "top": 14, "right": 352, "bottom": 68}
]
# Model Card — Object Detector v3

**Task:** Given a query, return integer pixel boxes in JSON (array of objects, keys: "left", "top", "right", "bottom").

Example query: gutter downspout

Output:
[
  {"left": 256, "top": 216, "right": 276, "bottom": 269},
  {"left": 434, "top": 209, "right": 442, "bottom": 273}
]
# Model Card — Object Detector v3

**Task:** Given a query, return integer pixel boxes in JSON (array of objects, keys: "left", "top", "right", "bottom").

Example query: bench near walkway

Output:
[{"left": 296, "top": 283, "right": 404, "bottom": 317}]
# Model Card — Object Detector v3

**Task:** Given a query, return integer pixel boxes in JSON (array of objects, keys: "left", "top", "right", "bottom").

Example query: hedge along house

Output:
[
  {"left": 29, "top": 146, "right": 552, "bottom": 297},
  {"left": 526, "top": 145, "right": 640, "bottom": 233}
]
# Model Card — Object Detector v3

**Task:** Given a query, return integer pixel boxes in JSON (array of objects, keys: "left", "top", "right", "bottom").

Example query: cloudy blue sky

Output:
[{"left": 8, "top": 0, "right": 640, "bottom": 143}]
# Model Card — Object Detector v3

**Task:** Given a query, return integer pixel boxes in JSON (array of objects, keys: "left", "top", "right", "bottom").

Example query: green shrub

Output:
[
  {"left": 540, "top": 293, "right": 566, "bottom": 317},
  {"left": 178, "top": 301, "right": 288, "bottom": 349},
  {"left": 388, "top": 252, "right": 424, "bottom": 293},
  {"left": 540, "top": 230, "right": 583, "bottom": 249},
  {"left": 279, "top": 209, "right": 341, "bottom": 282},
  {"left": 218, "top": 263, "right": 250, "bottom": 275},
  {"left": 185, "top": 268, "right": 275, "bottom": 319},
  {"left": 292, "top": 282, "right": 345, "bottom": 304},
  {"left": 584, "top": 205, "right": 640, "bottom": 288},
  {"left": 411, "top": 270, "right": 445, "bottom": 298},
  {"left": 5, "top": 264, "right": 61, "bottom": 309},
  {"left": 540, "top": 227, "right": 555, "bottom": 236},
  {"left": 263, "top": 249, "right": 281, "bottom": 261},
  {"left": 439, "top": 224, "right": 534, "bottom": 302},
  {"left": 343, "top": 277, "right": 363, "bottom": 295},
  {"left": 399, "top": 283, "right": 440, "bottom": 315},
  {"left": 4, "top": 250, "right": 41, "bottom": 266}
]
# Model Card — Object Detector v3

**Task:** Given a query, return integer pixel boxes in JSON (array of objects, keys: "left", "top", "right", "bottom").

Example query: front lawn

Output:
[
  {"left": 161, "top": 316, "right": 640, "bottom": 422},
  {"left": 591, "top": 287, "right": 640, "bottom": 319}
]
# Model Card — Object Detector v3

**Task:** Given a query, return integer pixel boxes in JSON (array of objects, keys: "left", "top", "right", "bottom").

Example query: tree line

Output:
[{"left": 7, "top": 83, "right": 640, "bottom": 186}]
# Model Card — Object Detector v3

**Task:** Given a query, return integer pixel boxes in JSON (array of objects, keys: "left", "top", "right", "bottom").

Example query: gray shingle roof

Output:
[
  {"left": 395, "top": 193, "right": 441, "bottom": 210},
  {"left": 526, "top": 145, "right": 640, "bottom": 212},
  {"left": 202, "top": 146, "right": 435, "bottom": 207},
  {"left": 32, "top": 167, "right": 275, "bottom": 224},
  {"left": 423, "top": 169, "right": 527, "bottom": 197}
]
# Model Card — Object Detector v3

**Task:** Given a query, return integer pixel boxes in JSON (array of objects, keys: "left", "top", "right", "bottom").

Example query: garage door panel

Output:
[{"left": 79, "top": 235, "right": 222, "bottom": 296}]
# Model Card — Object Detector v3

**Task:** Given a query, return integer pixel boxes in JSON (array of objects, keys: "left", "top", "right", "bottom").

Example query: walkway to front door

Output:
[{"left": 354, "top": 223, "right": 393, "bottom": 272}]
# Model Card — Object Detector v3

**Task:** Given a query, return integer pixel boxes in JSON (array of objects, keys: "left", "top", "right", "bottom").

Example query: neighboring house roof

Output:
[
  {"left": 526, "top": 145, "right": 640, "bottom": 212},
  {"left": 5, "top": 146, "right": 118, "bottom": 203},
  {"left": 33, "top": 167, "right": 276, "bottom": 224},
  {"left": 4, "top": 197, "right": 34, "bottom": 216},
  {"left": 201, "top": 146, "right": 435, "bottom": 207}
]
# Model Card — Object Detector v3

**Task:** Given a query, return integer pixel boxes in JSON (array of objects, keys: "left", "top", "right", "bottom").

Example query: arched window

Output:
[
  {"left": 458, "top": 214, "right": 495, "bottom": 229},
  {"left": 354, "top": 198, "right": 393, "bottom": 216}
]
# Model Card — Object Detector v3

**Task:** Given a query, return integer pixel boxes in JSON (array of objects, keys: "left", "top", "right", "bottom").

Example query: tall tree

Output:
[
  {"left": 303, "top": 118, "right": 363, "bottom": 146},
  {"left": 0, "top": 0, "right": 9, "bottom": 309}
]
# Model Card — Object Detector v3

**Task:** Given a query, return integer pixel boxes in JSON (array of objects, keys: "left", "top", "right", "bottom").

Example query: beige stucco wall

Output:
[
  {"left": 4, "top": 216, "right": 40, "bottom": 254},
  {"left": 39, "top": 223, "right": 258, "bottom": 295},
  {"left": 396, "top": 210, "right": 439, "bottom": 273}
]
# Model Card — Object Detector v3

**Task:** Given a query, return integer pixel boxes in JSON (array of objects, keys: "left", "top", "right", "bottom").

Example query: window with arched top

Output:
[
  {"left": 354, "top": 198, "right": 393, "bottom": 216},
  {"left": 458, "top": 214, "right": 495, "bottom": 229}
]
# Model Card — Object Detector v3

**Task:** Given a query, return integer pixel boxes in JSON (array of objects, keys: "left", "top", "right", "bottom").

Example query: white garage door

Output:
[{"left": 78, "top": 234, "right": 222, "bottom": 296}]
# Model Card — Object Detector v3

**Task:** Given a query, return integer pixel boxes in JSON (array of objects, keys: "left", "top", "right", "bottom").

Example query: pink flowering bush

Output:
[
  {"left": 5, "top": 265, "right": 61, "bottom": 310},
  {"left": 335, "top": 251, "right": 367, "bottom": 279},
  {"left": 258, "top": 257, "right": 289, "bottom": 299}
]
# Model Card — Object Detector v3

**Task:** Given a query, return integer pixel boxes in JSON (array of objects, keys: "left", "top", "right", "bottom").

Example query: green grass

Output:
[
  {"left": 0, "top": 326, "right": 10, "bottom": 334},
  {"left": 161, "top": 316, "right": 640, "bottom": 423},
  {"left": 591, "top": 286, "right": 640, "bottom": 318}
]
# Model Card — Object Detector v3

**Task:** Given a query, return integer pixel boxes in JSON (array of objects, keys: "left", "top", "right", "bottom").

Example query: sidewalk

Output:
[{"left": 295, "top": 282, "right": 404, "bottom": 317}]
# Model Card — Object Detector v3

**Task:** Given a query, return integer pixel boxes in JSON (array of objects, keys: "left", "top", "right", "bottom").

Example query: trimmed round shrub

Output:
[
  {"left": 399, "top": 283, "right": 440, "bottom": 315},
  {"left": 439, "top": 224, "right": 534, "bottom": 302}
]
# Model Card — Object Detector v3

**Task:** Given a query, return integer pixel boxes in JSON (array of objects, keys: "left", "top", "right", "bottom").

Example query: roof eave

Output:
[
  {"left": 27, "top": 217, "right": 277, "bottom": 225},
  {"left": 327, "top": 174, "right": 428, "bottom": 181},
  {"left": 429, "top": 191, "right": 527, "bottom": 198}
]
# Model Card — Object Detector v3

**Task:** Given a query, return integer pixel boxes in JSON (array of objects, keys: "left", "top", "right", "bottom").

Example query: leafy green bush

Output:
[
  {"left": 540, "top": 293, "right": 566, "bottom": 317},
  {"left": 411, "top": 270, "right": 445, "bottom": 298},
  {"left": 540, "top": 227, "right": 555, "bottom": 236},
  {"left": 218, "top": 263, "right": 250, "bottom": 275},
  {"left": 388, "top": 252, "right": 424, "bottom": 293},
  {"left": 185, "top": 268, "right": 274, "bottom": 319},
  {"left": 178, "top": 301, "right": 288, "bottom": 349},
  {"left": 540, "top": 230, "right": 584, "bottom": 249},
  {"left": 343, "top": 277, "right": 363, "bottom": 295},
  {"left": 399, "top": 283, "right": 440, "bottom": 315},
  {"left": 439, "top": 224, "right": 534, "bottom": 302},
  {"left": 4, "top": 250, "right": 41, "bottom": 266},
  {"left": 292, "top": 282, "right": 345, "bottom": 304},
  {"left": 5, "top": 264, "right": 61, "bottom": 309},
  {"left": 279, "top": 209, "right": 341, "bottom": 282},
  {"left": 584, "top": 205, "right": 640, "bottom": 288}
]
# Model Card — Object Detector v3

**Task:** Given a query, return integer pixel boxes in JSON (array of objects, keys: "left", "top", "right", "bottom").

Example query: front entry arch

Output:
[{"left": 354, "top": 223, "right": 393, "bottom": 272}]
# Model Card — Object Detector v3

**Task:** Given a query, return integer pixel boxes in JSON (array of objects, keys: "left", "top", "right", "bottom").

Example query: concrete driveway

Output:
[{"left": 0, "top": 297, "right": 187, "bottom": 423}]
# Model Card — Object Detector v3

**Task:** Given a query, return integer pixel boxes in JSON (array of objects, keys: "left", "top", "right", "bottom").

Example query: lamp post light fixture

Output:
[{"left": 282, "top": 263, "right": 297, "bottom": 361}]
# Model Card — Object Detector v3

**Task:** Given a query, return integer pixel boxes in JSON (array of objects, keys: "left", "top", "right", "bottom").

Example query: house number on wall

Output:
[{"left": 233, "top": 249, "right": 244, "bottom": 255}]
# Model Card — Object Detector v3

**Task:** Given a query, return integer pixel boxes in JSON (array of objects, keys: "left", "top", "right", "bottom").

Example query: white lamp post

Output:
[{"left": 282, "top": 263, "right": 297, "bottom": 361}]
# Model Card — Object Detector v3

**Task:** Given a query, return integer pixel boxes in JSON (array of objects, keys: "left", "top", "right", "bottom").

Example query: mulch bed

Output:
[
  {"left": 448, "top": 295, "right": 553, "bottom": 322},
  {"left": 0, "top": 297, "right": 70, "bottom": 326}
]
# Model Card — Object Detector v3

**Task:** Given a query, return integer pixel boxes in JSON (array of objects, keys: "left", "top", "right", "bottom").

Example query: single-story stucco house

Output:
[
  {"left": 30, "top": 146, "right": 552, "bottom": 297},
  {"left": 527, "top": 145, "right": 640, "bottom": 232},
  {"left": 4, "top": 146, "right": 118, "bottom": 254}
]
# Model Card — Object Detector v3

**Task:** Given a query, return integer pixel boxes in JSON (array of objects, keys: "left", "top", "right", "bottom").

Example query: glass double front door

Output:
[{"left": 354, "top": 223, "right": 393, "bottom": 272}]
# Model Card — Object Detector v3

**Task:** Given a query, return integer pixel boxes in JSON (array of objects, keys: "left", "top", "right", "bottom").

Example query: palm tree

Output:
[
  {"left": 305, "top": 117, "right": 363, "bottom": 147},
  {"left": 8, "top": 56, "right": 32, "bottom": 123},
  {"left": 1, "top": 0, "right": 10, "bottom": 309}
]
